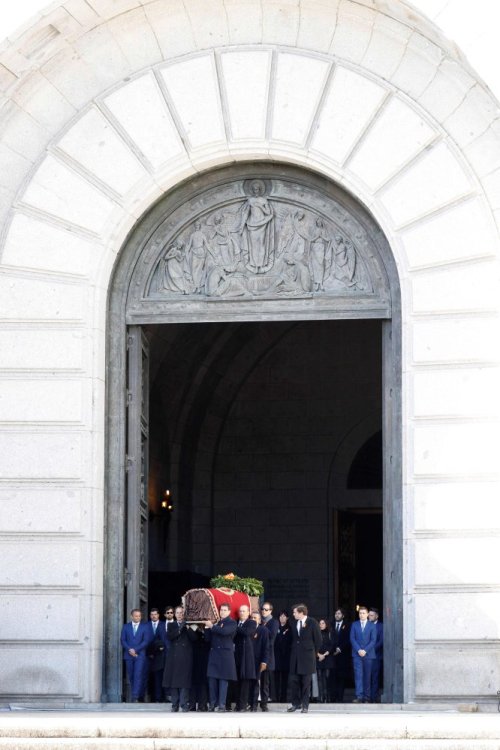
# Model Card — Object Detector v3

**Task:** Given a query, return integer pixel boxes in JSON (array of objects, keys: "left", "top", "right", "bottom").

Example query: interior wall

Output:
[{"left": 148, "top": 319, "right": 382, "bottom": 618}]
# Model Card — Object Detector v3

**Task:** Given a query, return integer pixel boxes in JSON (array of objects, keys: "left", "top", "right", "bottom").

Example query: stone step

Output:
[{"left": 0, "top": 711, "right": 499, "bottom": 750}]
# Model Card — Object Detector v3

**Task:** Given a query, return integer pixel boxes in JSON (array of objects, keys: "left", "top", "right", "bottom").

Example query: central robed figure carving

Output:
[{"left": 145, "top": 176, "right": 374, "bottom": 301}]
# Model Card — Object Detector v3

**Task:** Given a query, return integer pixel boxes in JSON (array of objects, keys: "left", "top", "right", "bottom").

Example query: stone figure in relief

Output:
[
  {"left": 209, "top": 213, "right": 241, "bottom": 273},
  {"left": 332, "top": 234, "right": 357, "bottom": 287},
  {"left": 161, "top": 241, "right": 191, "bottom": 294},
  {"left": 309, "top": 217, "right": 332, "bottom": 292},
  {"left": 185, "top": 221, "right": 211, "bottom": 294},
  {"left": 277, "top": 210, "right": 313, "bottom": 294},
  {"left": 238, "top": 180, "right": 275, "bottom": 274}
]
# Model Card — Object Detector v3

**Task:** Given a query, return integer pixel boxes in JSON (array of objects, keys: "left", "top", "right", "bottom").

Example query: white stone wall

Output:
[{"left": 0, "top": 0, "right": 500, "bottom": 702}]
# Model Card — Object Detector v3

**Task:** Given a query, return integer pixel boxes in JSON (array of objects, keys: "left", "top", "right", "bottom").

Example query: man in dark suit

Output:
[
  {"left": 350, "top": 605, "right": 377, "bottom": 703},
  {"left": 368, "top": 607, "right": 383, "bottom": 703},
  {"left": 163, "top": 605, "right": 197, "bottom": 711},
  {"left": 330, "top": 607, "right": 350, "bottom": 703},
  {"left": 287, "top": 603, "right": 322, "bottom": 713},
  {"left": 233, "top": 604, "right": 257, "bottom": 711},
  {"left": 146, "top": 607, "right": 166, "bottom": 702},
  {"left": 260, "top": 601, "right": 279, "bottom": 711},
  {"left": 249, "top": 609, "right": 271, "bottom": 712},
  {"left": 204, "top": 602, "right": 237, "bottom": 712},
  {"left": 120, "top": 608, "right": 150, "bottom": 702}
]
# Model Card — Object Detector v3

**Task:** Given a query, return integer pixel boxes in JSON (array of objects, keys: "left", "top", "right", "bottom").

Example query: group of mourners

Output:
[{"left": 120, "top": 601, "right": 383, "bottom": 712}]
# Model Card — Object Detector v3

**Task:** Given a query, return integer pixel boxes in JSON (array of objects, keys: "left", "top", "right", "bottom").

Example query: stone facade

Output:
[{"left": 0, "top": 0, "right": 500, "bottom": 703}]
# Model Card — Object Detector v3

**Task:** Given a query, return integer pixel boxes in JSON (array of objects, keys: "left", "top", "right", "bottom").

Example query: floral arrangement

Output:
[{"left": 210, "top": 572, "right": 264, "bottom": 596}]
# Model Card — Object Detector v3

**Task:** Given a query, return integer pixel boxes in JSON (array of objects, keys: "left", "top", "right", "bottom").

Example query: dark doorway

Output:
[{"left": 145, "top": 319, "right": 383, "bottom": 620}]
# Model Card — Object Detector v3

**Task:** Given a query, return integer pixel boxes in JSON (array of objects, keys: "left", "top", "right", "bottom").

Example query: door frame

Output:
[{"left": 102, "top": 163, "right": 403, "bottom": 703}]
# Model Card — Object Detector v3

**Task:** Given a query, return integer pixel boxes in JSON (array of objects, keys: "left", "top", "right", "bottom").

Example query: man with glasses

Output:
[
  {"left": 260, "top": 602, "right": 279, "bottom": 710},
  {"left": 162, "top": 606, "right": 175, "bottom": 702}
]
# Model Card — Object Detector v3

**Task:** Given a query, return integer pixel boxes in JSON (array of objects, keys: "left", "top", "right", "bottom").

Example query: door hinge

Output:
[
  {"left": 126, "top": 334, "right": 135, "bottom": 351},
  {"left": 125, "top": 454, "right": 134, "bottom": 472},
  {"left": 126, "top": 390, "right": 133, "bottom": 406}
]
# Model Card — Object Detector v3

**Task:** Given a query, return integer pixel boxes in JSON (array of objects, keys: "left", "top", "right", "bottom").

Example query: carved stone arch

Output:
[
  {"left": 327, "top": 412, "right": 384, "bottom": 499},
  {"left": 106, "top": 160, "right": 402, "bottom": 702}
]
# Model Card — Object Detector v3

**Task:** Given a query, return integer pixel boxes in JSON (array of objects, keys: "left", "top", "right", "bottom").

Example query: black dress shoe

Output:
[
  {"left": 287, "top": 705, "right": 299, "bottom": 712},
  {"left": 301, "top": 707, "right": 308, "bottom": 713},
  {"left": 260, "top": 704, "right": 268, "bottom": 712},
  {"left": 208, "top": 705, "right": 215, "bottom": 712}
]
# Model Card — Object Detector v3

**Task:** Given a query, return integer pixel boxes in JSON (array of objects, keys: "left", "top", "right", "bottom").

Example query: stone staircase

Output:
[{"left": 0, "top": 706, "right": 499, "bottom": 749}]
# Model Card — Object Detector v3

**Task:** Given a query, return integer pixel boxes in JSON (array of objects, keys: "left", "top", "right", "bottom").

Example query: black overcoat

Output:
[
  {"left": 234, "top": 618, "right": 257, "bottom": 679},
  {"left": 262, "top": 617, "right": 279, "bottom": 670},
  {"left": 289, "top": 617, "right": 322, "bottom": 676},
  {"left": 252, "top": 623, "right": 271, "bottom": 671},
  {"left": 162, "top": 621, "right": 197, "bottom": 689},
  {"left": 274, "top": 625, "right": 292, "bottom": 671},
  {"left": 317, "top": 628, "right": 334, "bottom": 669},
  {"left": 206, "top": 616, "right": 237, "bottom": 681}
]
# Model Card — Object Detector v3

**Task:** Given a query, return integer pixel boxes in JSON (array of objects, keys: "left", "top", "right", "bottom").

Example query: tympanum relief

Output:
[{"left": 146, "top": 179, "right": 372, "bottom": 301}]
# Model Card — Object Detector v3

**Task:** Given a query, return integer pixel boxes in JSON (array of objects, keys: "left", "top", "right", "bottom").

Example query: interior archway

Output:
[{"left": 105, "top": 161, "right": 402, "bottom": 703}]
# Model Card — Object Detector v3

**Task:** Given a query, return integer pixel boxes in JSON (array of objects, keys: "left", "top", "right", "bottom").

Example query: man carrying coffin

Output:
[
  {"left": 163, "top": 605, "right": 197, "bottom": 712},
  {"left": 204, "top": 602, "right": 237, "bottom": 712},
  {"left": 233, "top": 604, "right": 257, "bottom": 711}
]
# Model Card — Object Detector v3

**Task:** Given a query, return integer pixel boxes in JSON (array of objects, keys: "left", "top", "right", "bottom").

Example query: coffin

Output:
[{"left": 183, "top": 587, "right": 260, "bottom": 622}]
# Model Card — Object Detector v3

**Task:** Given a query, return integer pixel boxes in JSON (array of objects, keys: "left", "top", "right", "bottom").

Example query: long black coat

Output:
[
  {"left": 289, "top": 617, "right": 322, "bottom": 676},
  {"left": 162, "top": 621, "right": 197, "bottom": 689},
  {"left": 262, "top": 617, "right": 279, "bottom": 670},
  {"left": 234, "top": 619, "right": 257, "bottom": 680},
  {"left": 274, "top": 625, "right": 292, "bottom": 671},
  {"left": 206, "top": 616, "right": 237, "bottom": 681},
  {"left": 317, "top": 628, "right": 334, "bottom": 669},
  {"left": 252, "top": 623, "right": 271, "bottom": 671}
]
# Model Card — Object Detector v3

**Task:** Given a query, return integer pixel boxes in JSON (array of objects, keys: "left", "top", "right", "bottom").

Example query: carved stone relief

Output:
[{"left": 126, "top": 172, "right": 389, "bottom": 313}]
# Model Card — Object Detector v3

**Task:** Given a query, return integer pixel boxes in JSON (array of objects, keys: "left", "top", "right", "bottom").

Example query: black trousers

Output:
[
  {"left": 148, "top": 667, "right": 164, "bottom": 702},
  {"left": 317, "top": 668, "right": 330, "bottom": 702},
  {"left": 236, "top": 678, "right": 252, "bottom": 710},
  {"left": 330, "top": 666, "right": 346, "bottom": 702},
  {"left": 260, "top": 669, "right": 273, "bottom": 705},
  {"left": 274, "top": 670, "right": 289, "bottom": 702},
  {"left": 289, "top": 673, "right": 312, "bottom": 709}
]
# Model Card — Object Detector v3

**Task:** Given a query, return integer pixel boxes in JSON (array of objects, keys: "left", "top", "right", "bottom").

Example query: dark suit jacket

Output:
[
  {"left": 289, "top": 616, "right": 322, "bottom": 676},
  {"left": 350, "top": 620, "right": 377, "bottom": 659},
  {"left": 120, "top": 621, "right": 150, "bottom": 661},
  {"left": 146, "top": 620, "right": 166, "bottom": 671},
  {"left": 206, "top": 616, "right": 237, "bottom": 681},
  {"left": 330, "top": 620, "right": 350, "bottom": 672},
  {"left": 234, "top": 618, "right": 257, "bottom": 680},
  {"left": 374, "top": 621, "right": 384, "bottom": 659}
]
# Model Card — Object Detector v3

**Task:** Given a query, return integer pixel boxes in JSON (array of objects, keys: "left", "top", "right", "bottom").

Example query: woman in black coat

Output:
[
  {"left": 162, "top": 605, "right": 197, "bottom": 711},
  {"left": 204, "top": 602, "right": 237, "bottom": 711},
  {"left": 273, "top": 611, "right": 292, "bottom": 702},
  {"left": 316, "top": 618, "right": 334, "bottom": 703}
]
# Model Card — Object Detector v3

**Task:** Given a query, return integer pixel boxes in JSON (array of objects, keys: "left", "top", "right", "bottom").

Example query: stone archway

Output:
[{"left": 105, "top": 162, "right": 402, "bottom": 702}]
